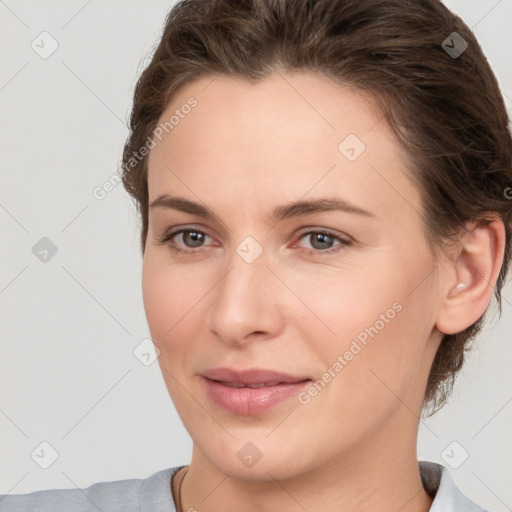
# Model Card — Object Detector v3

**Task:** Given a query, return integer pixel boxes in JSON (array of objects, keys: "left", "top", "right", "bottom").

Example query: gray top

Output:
[{"left": 0, "top": 461, "right": 491, "bottom": 511}]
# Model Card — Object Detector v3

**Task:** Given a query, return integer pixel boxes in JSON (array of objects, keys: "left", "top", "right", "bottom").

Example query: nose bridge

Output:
[
  {"left": 206, "top": 241, "right": 279, "bottom": 343},
  {"left": 224, "top": 254, "right": 262, "bottom": 303}
]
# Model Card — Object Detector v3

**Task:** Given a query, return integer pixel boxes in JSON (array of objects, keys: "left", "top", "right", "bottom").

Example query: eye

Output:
[
  {"left": 156, "top": 227, "right": 215, "bottom": 253},
  {"left": 294, "top": 230, "right": 351, "bottom": 255},
  {"left": 156, "top": 226, "right": 351, "bottom": 256}
]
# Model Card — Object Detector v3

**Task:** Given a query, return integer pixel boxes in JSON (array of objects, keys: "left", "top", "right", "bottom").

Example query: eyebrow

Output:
[{"left": 148, "top": 194, "right": 375, "bottom": 222}]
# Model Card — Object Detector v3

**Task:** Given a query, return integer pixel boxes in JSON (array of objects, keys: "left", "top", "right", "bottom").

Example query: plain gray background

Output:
[{"left": 1, "top": 0, "right": 511, "bottom": 510}]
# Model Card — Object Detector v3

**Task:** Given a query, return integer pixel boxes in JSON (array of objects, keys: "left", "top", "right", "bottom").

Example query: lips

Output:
[
  {"left": 201, "top": 367, "right": 310, "bottom": 386},
  {"left": 221, "top": 381, "right": 284, "bottom": 388},
  {"left": 201, "top": 367, "right": 311, "bottom": 415}
]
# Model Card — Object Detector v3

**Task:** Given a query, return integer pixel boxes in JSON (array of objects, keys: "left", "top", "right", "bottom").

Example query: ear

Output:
[{"left": 435, "top": 216, "right": 506, "bottom": 335}]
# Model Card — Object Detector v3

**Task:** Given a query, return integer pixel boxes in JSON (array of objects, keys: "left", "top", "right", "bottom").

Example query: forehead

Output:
[{"left": 147, "top": 71, "right": 421, "bottom": 223}]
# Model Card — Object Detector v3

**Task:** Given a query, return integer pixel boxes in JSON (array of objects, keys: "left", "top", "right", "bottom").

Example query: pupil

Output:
[
  {"left": 184, "top": 231, "right": 204, "bottom": 247},
  {"left": 312, "top": 233, "right": 332, "bottom": 249}
]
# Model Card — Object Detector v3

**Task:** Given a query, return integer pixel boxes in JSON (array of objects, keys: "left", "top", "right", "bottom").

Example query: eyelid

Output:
[
  {"left": 156, "top": 224, "right": 215, "bottom": 246},
  {"left": 294, "top": 227, "right": 351, "bottom": 244}
]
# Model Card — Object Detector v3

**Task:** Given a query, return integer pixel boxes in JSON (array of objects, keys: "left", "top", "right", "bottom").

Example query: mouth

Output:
[
  {"left": 213, "top": 380, "right": 309, "bottom": 389},
  {"left": 201, "top": 367, "right": 312, "bottom": 415},
  {"left": 201, "top": 367, "right": 310, "bottom": 385}
]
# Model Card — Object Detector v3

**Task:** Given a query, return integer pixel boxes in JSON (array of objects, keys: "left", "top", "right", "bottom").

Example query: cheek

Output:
[
  {"left": 142, "top": 250, "right": 207, "bottom": 341},
  {"left": 295, "top": 255, "right": 435, "bottom": 396},
  {"left": 285, "top": 259, "right": 402, "bottom": 343},
  {"left": 141, "top": 254, "right": 201, "bottom": 406}
]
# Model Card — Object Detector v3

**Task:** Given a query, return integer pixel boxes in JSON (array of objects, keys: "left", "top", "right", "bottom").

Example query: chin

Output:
[{"left": 195, "top": 436, "right": 315, "bottom": 483}]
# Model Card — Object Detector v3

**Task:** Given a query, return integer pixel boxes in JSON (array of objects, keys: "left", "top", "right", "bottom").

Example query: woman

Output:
[{"left": 1, "top": 0, "right": 510, "bottom": 510}]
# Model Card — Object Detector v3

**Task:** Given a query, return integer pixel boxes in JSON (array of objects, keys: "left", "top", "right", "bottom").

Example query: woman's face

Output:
[{"left": 142, "top": 71, "right": 444, "bottom": 479}]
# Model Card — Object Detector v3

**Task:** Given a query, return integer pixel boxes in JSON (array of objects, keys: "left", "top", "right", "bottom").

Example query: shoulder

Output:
[
  {"left": 0, "top": 466, "right": 183, "bottom": 512},
  {"left": 419, "top": 460, "right": 493, "bottom": 512}
]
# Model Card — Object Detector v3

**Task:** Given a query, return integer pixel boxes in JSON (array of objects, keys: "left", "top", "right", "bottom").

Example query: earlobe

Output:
[{"left": 435, "top": 217, "right": 505, "bottom": 335}]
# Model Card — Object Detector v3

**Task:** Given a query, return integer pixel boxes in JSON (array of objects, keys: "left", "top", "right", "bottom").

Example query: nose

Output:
[{"left": 206, "top": 247, "right": 284, "bottom": 347}]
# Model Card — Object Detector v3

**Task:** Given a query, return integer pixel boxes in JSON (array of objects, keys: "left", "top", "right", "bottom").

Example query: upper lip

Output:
[{"left": 201, "top": 367, "right": 311, "bottom": 385}]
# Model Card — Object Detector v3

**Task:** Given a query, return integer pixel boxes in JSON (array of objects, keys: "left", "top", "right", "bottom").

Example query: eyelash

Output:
[{"left": 156, "top": 226, "right": 352, "bottom": 256}]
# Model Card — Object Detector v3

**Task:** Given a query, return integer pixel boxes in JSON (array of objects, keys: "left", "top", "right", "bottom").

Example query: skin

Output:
[{"left": 142, "top": 71, "right": 505, "bottom": 512}]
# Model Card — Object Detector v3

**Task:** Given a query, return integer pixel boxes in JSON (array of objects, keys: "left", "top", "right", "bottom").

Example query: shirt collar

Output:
[{"left": 419, "top": 461, "right": 489, "bottom": 511}]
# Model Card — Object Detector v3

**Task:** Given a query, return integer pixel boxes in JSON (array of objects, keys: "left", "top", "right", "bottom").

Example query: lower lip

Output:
[{"left": 203, "top": 378, "right": 311, "bottom": 415}]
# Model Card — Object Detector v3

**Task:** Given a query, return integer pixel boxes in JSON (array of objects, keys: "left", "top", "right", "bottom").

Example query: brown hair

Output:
[{"left": 121, "top": 0, "right": 512, "bottom": 416}]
